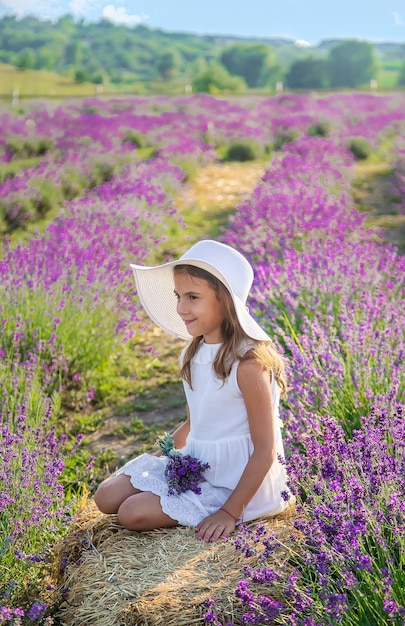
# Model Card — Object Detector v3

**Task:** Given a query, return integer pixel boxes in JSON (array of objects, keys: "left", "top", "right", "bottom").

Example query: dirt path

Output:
[
  {"left": 352, "top": 162, "right": 405, "bottom": 254},
  {"left": 178, "top": 161, "right": 265, "bottom": 211}
]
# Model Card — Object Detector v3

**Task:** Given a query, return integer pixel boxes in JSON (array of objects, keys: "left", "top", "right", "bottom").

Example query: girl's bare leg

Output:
[
  {"left": 117, "top": 491, "right": 178, "bottom": 531},
  {"left": 94, "top": 473, "right": 140, "bottom": 514}
]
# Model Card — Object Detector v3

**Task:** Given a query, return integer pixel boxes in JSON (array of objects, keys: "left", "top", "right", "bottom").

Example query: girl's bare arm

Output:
[
  {"left": 196, "top": 360, "right": 276, "bottom": 541},
  {"left": 171, "top": 403, "right": 191, "bottom": 449}
]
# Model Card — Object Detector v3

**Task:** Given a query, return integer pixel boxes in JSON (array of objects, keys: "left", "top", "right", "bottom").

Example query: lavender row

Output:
[
  {"left": 215, "top": 135, "right": 405, "bottom": 624},
  {"left": 223, "top": 135, "right": 405, "bottom": 436},
  {"left": 3, "top": 92, "right": 405, "bottom": 234},
  {"left": 0, "top": 154, "right": 186, "bottom": 619},
  {"left": 2, "top": 93, "right": 405, "bottom": 157}
]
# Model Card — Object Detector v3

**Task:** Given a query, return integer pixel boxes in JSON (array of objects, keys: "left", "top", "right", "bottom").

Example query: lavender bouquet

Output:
[{"left": 156, "top": 432, "right": 210, "bottom": 496}]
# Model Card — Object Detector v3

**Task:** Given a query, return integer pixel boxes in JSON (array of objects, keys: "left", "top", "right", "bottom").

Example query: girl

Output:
[{"left": 94, "top": 240, "right": 292, "bottom": 543}]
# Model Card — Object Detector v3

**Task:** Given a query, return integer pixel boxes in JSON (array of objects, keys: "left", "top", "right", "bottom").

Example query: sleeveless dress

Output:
[{"left": 118, "top": 340, "right": 291, "bottom": 526}]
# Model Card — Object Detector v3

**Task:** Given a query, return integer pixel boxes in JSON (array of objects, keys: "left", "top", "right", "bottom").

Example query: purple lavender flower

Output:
[
  {"left": 156, "top": 432, "right": 210, "bottom": 496},
  {"left": 202, "top": 598, "right": 226, "bottom": 625},
  {"left": 28, "top": 600, "right": 47, "bottom": 620}
]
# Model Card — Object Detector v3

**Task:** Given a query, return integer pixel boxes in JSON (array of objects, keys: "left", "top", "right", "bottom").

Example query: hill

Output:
[{"left": 0, "top": 15, "right": 404, "bottom": 94}]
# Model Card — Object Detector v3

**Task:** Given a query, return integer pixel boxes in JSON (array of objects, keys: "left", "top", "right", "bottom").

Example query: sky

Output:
[{"left": 0, "top": 0, "right": 404, "bottom": 46}]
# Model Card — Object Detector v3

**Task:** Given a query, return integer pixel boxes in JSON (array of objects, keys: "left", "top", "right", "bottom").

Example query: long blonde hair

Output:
[{"left": 174, "top": 264, "right": 288, "bottom": 395}]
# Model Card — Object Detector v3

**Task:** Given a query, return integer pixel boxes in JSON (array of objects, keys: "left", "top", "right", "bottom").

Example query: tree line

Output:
[{"left": 1, "top": 14, "right": 405, "bottom": 92}]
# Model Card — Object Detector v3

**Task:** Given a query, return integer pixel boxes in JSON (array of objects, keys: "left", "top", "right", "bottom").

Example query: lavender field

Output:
[{"left": 1, "top": 92, "right": 405, "bottom": 625}]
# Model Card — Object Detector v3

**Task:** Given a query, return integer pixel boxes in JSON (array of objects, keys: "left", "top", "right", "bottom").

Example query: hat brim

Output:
[{"left": 130, "top": 258, "right": 271, "bottom": 342}]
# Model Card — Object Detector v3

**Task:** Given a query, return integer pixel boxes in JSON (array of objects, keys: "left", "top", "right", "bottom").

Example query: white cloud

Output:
[
  {"left": 102, "top": 4, "right": 147, "bottom": 26},
  {"left": 295, "top": 39, "right": 311, "bottom": 48},
  {"left": 69, "top": 0, "right": 94, "bottom": 17},
  {"left": 69, "top": 0, "right": 94, "bottom": 16},
  {"left": 0, "top": 0, "right": 58, "bottom": 16},
  {"left": 393, "top": 11, "right": 404, "bottom": 26},
  {"left": 0, "top": 0, "right": 99, "bottom": 18}
]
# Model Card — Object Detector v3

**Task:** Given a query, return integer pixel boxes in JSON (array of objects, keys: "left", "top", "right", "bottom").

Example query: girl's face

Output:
[{"left": 174, "top": 271, "right": 225, "bottom": 344}]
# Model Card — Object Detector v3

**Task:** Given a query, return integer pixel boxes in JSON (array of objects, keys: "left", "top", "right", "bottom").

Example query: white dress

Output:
[{"left": 119, "top": 340, "right": 291, "bottom": 526}]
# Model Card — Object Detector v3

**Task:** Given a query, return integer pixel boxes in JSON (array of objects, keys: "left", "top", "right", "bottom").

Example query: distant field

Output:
[
  {"left": 0, "top": 62, "right": 402, "bottom": 102},
  {"left": 0, "top": 63, "right": 103, "bottom": 99},
  {"left": 0, "top": 63, "right": 192, "bottom": 100},
  {"left": 376, "top": 67, "right": 401, "bottom": 89}
]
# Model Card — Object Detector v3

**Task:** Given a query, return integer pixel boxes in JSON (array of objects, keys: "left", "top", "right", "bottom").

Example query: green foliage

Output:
[
  {"left": 308, "top": 119, "right": 331, "bottom": 137},
  {"left": 0, "top": 154, "right": 122, "bottom": 233},
  {"left": 349, "top": 137, "right": 372, "bottom": 160},
  {"left": 68, "top": 411, "right": 105, "bottom": 436},
  {"left": 122, "top": 129, "right": 150, "bottom": 149},
  {"left": 192, "top": 61, "right": 246, "bottom": 93},
  {"left": 285, "top": 56, "right": 328, "bottom": 89},
  {"left": 220, "top": 42, "right": 280, "bottom": 88},
  {"left": 16, "top": 46, "right": 36, "bottom": 70},
  {"left": 0, "top": 14, "right": 216, "bottom": 88},
  {"left": 327, "top": 40, "right": 378, "bottom": 88},
  {"left": 273, "top": 126, "right": 301, "bottom": 150},
  {"left": 155, "top": 49, "right": 182, "bottom": 79},
  {"left": 6, "top": 135, "right": 52, "bottom": 158},
  {"left": 74, "top": 67, "right": 90, "bottom": 83},
  {"left": 222, "top": 140, "right": 266, "bottom": 162},
  {"left": 0, "top": 157, "right": 42, "bottom": 183},
  {"left": 398, "top": 60, "right": 405, "bottom": 86}
]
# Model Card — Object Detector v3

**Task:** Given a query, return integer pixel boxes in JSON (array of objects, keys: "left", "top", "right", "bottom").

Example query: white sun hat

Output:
[{"left": 130, "top": 239, "right": 271, "bottom": 342}]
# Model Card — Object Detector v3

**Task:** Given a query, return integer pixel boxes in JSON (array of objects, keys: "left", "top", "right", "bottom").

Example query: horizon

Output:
[
  {"left": 1, "top": 13, "right": 404, "bottom": 47},
  {"left": 0, "top": 1, "right": 404, "bottom": 47}
]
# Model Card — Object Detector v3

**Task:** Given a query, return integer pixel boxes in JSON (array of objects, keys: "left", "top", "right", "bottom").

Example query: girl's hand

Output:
[{"left": 195, "top": 510, "right": 236, "bottom": 542}]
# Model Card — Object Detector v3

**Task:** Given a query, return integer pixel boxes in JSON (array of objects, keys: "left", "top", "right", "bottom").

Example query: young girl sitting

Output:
[{"left": 94, "top": 239, "right": 292, "bottom": 543}]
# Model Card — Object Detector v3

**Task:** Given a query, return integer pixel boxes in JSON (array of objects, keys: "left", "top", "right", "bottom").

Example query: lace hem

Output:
[{"left": 118, "top": 453, "right": 224, "bottom": 526}]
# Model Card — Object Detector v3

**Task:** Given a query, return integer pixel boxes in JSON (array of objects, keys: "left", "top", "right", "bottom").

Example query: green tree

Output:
[
  {"left": 90, "top": 70, "right": 106, "bottom": 85},
  {"left": 16, "top": 47, "right": 36, "bottom": 70},
  {"left": 398, "top": 64, "right": 405, "bottom": 86},
  {"left": 192, "top": 61, "right": 246, "bottom": 93},
  {"left": 74, "top": 67, "right": 90, "bottom": 83},
  {"left": 35, "top": 44, "right": 59, "bottom": 71},
  {"left": 57, "top": 14, "right": 76, "bottom": 36},
  {"left": 220, "top": 42, "right": 279, "bottom": 88},
  {"left": 156, "top": 49, "right": 182, "bottom": 79},
  {"left": 285, "top": 56, "right": 328, "bottom": 89},
  {"left": 64, "top": 39, "right": 85, "bottom": 66},
  {"left": 327, "top": 40, "right": 377, "bottom": 88}
]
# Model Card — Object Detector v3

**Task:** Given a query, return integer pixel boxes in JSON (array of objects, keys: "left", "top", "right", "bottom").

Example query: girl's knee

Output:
[
  {"left": 116, "top": 497, "right": 141, "bottom": 529},
  {"left": 117, "top": 493, "right": 177, "bottom": 531},
  {"left": 93, "top": 483, "right": 116, "bottom": 513},
  {"left": 93, "top": 480, "right": 119, "bottom": 514},
  {"left": 94, "top": 474, "right": 137, "bottom": 514}
]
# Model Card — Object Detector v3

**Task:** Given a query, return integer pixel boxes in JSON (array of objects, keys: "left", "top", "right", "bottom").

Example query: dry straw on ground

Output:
[{"left": 54, "top": 500, "right": 296, "bottom": 626}]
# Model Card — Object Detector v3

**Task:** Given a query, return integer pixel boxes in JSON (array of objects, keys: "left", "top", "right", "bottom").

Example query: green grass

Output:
[
  {"left": 0, "top": 63, "right": 100, "bottom": 98},
  {"left": 351, "top": 161, "right": 394, "bottom": 212},
  {"left": 375, "top": 67, "right": 400, "bottom": 89},
  {"left": 351, "top": 161, "right": 405, "bottom": 253},
  {"left": 0, "top": 156, "right": 43, "bottom": 181},
  {"left": 0, "top": 63, "right": 196, "bottom": 100}
]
